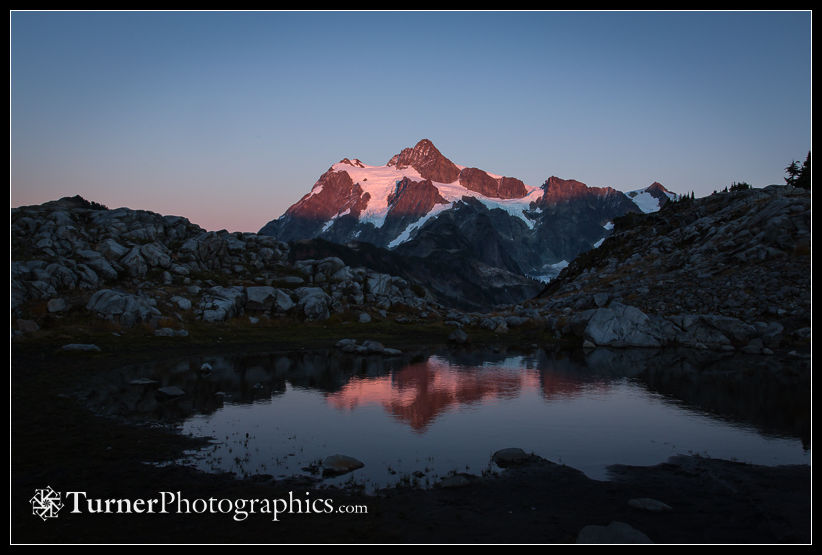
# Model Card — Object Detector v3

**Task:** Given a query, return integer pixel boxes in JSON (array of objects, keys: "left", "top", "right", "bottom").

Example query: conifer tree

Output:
[{"left": 795, "top": 151, "right": 811, "bottom": 190}]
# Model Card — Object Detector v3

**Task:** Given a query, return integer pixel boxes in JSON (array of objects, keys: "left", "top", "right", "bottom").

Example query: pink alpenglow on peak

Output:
[
  {"left": 387, "top": 139, "right": 462, "bottom": 184},
  {"left": 258, "top": 140, "right": 670, "bottom": 277}
]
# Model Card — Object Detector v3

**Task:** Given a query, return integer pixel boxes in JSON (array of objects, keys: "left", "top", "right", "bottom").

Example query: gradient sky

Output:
[{"left": 10, "top": 10, "right": 812, "bottom": 233}]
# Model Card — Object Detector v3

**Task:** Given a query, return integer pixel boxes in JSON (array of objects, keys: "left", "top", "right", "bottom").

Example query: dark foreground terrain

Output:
[{"left": 11, "top": 326, "right": 811, "bottom": 544}]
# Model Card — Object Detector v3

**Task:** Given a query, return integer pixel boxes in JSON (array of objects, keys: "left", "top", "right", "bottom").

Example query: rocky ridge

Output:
[
  {"left": 11, "top": 196, "right": 441, "bottom": 335},
  {"left": 473, "top": 184, "right": 811, "bottom": 353}
]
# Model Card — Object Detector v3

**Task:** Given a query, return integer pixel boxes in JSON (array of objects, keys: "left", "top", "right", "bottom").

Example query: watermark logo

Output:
[
  {"left": 30, "top": 486, "right": 64, "bottom": 521},
  {"left": 26, "top": 488, "right": 367, "bottom": 522}
]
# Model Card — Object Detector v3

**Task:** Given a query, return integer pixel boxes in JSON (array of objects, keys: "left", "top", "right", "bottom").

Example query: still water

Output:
[{"left": 89, "top": 347, "right": 810, "bottom": 490}]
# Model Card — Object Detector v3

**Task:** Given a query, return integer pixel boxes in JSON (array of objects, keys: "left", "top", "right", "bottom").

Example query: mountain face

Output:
[{"left": 260, "top": 139, "right": 675, "bottom": 291}]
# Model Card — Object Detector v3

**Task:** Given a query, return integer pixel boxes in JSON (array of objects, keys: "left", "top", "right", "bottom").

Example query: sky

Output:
[{"left": 10, "top": 10, "right": 812, "bottom": 233}]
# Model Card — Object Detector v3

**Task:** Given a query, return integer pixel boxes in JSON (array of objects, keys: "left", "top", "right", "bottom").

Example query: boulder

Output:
[
  {"left": 667, "top": 314, "right": 732, "bottom": 348},
  {"left": 628, "top": 498, "right": 673, "bottom": 512},
  {"left": 449, "top": 328, "right": 469, "bottom": 344},
  {"left": 98, "top": 238, "right": 128, "bottom": 261},
  {"left": 120, "top": 247, "right": 148, "bottom": 278},
  {"left": 77, "top": 250, "right": 119, "bottom": 281},
  {"left": 170, "top": 296, "right": 192, "bottom": 311},
  {"left": 156, "top": 386, "right": 186, "bottom": 399},
  {"left": 44, "top": 263, "right": 77, "bottom": 290},
  {"left": 86, "top": 289, "right": 161, "bottom": 327},
  {"left": 491, "top": 448, "right": 532, "bottom": 467},
  {"left": 47, "top": 298, "right": 67, "bottom": 313},
  {"left": 583, "top": 303, "right": 665, "bottom": 348},
  {"left": 295, "top": 287, "right": 331, "bottom": 321},
  {"left": 245, "top": 286, "right": 277, "bottom": 311},
  {"left": 321, "top": 454, "right": 364, "bottom": 477},
  {"left": 272, "top": 289, "right": 295, "bottom": 313},
  {"left": 366, "top": 274, "right": 392, "bottom": 297},
  {"left": 199, "top": 286, "right": 246, "bottom": 322},
  {"left": 361, "top": 340, "right": 385, "bottom": 354}
]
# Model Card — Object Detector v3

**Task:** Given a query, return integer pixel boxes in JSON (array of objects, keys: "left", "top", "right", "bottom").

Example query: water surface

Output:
[{"left": 89, "top": 347, "right": 810, "bottom": 490}]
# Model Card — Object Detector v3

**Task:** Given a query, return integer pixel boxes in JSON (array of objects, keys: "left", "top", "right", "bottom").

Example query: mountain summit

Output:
[
  {"left": 387, "top": 139, "right": 461, "bottom": 184},
  {"left": 259, "top": 140, "right": 674, "bottom": 284}
]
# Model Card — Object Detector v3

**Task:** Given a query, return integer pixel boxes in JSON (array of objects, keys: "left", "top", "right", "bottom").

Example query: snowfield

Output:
[{"left": 328, "top": 160, "right": 543, "bottom": 244}]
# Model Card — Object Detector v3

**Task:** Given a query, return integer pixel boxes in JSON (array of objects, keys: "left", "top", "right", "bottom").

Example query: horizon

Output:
[{"left": 10, "top": 10, "right": 812, "bottom": 233}]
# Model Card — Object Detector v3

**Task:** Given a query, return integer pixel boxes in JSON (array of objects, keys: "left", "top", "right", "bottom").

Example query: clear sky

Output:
[{"left": 10, "top": 10, "right": 812, "bottom": 233}]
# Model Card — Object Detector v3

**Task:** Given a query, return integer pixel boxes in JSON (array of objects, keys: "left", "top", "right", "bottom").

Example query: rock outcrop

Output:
[{"left": 11, "top": 196, "right": 443, "bottom": 335}]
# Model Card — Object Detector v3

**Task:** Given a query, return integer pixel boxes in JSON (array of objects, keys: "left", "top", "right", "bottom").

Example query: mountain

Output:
[
  {"left": 259, "top": 139, "right": 673, "bottom": 285},
  {"left": 529, "top": 184, "right": 811, "bottom": 350},
  {"left": 625, "top": 181, "right": 678, "bottom": 213}
]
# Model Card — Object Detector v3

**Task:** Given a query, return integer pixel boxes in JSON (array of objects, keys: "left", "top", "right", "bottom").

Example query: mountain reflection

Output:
[
  {"left": 91, "top": 347, "right": 809, "bottom": 447},
  {"left": 326, "top": 355, "right": 599, "bottom": 431}
]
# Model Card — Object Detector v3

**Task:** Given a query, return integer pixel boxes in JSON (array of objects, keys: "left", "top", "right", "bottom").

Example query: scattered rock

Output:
[
  {"left": 321, "top": 454, "right": 364, "bottom": 477},
  {"left": 16, "top": 319, "right": 40, "bottom": 333},
  {"left": 361, "top": 340, "right": 385, "bottom": 354},
  {"left": 156, "top": 386, "right": 186, "bottom": 399},
  {"left": 449, "top": 328, "right": 469, "bottom": 344},
  {"left": 153, "top": 328, "right": 188, "bottom": 337},
  {"left": 129, "top": 378, "right": 159, "bottom": 386},
  {"left": 169, "top": 296, "right": 192, "bottom": 311},
  {"left": 47, "top": 298, "right": 67, "bottom": 313},
  {"left": 492, "top": 447, "right": 532, "bottom": 467},
  {"left": 628, "top": 497, "right": 673, "bottom": 512},
  {"left": 335, "top": 338, "right": 357, "bottom": 349},
  {"left": 60, "top": 343, "right": 101, "bottom": 352}
]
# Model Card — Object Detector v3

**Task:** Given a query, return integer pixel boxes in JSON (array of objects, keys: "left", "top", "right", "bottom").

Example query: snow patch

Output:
[
  {"left": 629, "top": 191, "right": 662, "bottom": 213},
  {"left": 320, "top": 208, "right": 351, "bottom": 233},
  {"left": 387, "top": 202, "right": 453, "bottom": 248},
  {"left": 626, "top": 186, "right": 676, "bottom": 214},
  {"left": 435, "top": 180, "right": 543, "bottom": 229}
]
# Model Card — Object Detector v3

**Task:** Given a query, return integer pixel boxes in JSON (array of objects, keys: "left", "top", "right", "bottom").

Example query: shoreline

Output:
[{"left": 11, "top": 332, "right": 811, "bottom": 544}]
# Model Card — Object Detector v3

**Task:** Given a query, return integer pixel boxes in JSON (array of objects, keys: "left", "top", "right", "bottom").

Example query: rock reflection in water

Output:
[{"left": 85, "top": 347, "right": 809, "bottom": 488}]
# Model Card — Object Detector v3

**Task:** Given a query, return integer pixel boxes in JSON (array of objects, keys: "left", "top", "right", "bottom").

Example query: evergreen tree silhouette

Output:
[{"left": 795, "top": 151, "right": 811, "bottom": 190}]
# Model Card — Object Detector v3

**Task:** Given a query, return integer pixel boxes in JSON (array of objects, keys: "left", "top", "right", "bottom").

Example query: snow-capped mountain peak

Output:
[
  {"left": 259, "top": 140, "right": 676, "bottom": 282},
  {"left": 626, "top": 181, "right": 677, "bottom": 213}
]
